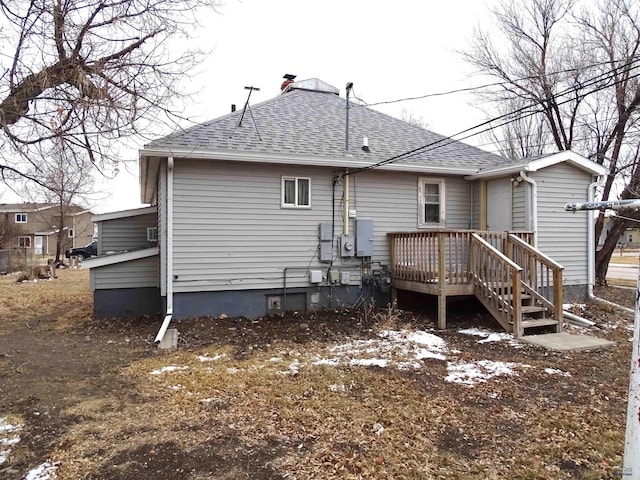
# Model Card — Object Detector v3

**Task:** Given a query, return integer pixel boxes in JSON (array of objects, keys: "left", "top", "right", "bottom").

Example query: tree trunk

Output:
[{"left": 595, "top": 216, "right": 630, "bottom": 284}]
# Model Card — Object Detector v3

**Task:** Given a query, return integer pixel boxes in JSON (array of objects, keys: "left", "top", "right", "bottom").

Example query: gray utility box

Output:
[
  {"left": 340, "top": 235, "right": 355, "bottom": 257},
  {"left": 356, "top": 218, "right": 374, "bottom": 257}
]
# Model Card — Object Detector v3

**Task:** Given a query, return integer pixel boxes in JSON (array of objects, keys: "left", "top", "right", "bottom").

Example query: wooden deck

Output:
[{"left": 388, "top": 230, "right": 564, "bottom": 337}]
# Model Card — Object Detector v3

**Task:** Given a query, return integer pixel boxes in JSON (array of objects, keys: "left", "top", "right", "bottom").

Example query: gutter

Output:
[
  {"left": 519, "top": 170, "right": 537, "bottom": 246},
  {"left": 155, "top": 156, "right": 174, "bottom": 344}
]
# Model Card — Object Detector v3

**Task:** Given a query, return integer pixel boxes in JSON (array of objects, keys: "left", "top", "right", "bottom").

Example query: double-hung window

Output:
[
  {"left": 18, "top": 236, "right": 31, "bottom": 248},
  {"left": 15, "top": 213, "right": 27, "bottom": 223},
  {"left": 282, "top": 176, "right": 311, "bottom": 208},
  {"left": 418, "top": 177, "right": 445, "bottom": 227}
]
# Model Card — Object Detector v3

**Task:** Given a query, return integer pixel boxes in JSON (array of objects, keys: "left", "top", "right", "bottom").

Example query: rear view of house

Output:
[{"left": 83, "top": 77, "right": 605, "bottom": 338}]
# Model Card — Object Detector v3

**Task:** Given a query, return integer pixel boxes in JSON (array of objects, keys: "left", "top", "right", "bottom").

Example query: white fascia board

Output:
[
  {"left": 465, "top": 151, "right": 606, "bottom": 180},
  {"left": 92, "top": 205, "right": 157, "bottom": 223},
  {"left": 80, "top": 246, "right": 159, "bottom": 269},
  {"left": 527, "top": 151, "right": 606, "bottom": 175},
  {"left": 139, "top": 148, "right": 478, "bottom": 175}
]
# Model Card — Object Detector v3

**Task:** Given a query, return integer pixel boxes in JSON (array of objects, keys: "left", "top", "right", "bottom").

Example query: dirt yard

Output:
[{"left": 0, "top": 269, "right": 635, "bottom": 479}]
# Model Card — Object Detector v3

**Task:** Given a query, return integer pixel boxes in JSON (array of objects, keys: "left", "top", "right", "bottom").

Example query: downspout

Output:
[
  {"left": 155, "top": 156, "right": 174, "bottom": 343},
  {"left": 519, "top": 170, "right": 537, "bottom": 247},
  {"left": 344, "top": 171, "right": 350, "bottom": 235},
  {"left": 585, "top": 178, "right": 633, "bottom": 314}
]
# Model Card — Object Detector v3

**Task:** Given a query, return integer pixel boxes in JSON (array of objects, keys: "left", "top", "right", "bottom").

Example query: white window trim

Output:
[
  {"left": 15, "top": 213, "right": 27, "bottom": 223},
  {"left": 68, "top": 228, "right": 75, "bottom": 238},
  {"left": 281, "top": 176, "right": 311, "bottom": 209},
  {"left": 418, "top": 177, "right": 446, "bottom": 228},
  {"left": 18, "top": 236, "right": 31, "bottom": 248}
]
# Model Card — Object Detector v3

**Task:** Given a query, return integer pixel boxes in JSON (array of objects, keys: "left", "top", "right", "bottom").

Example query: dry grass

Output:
[
  {"left": 0, "top": 269, "right": 632, "bottom": 479},
  {"left": 608, "top": 254, "right": 639, "bottom": 265},
  {"left": 0, "top": 268, "right": 92, "bottom": 334}
]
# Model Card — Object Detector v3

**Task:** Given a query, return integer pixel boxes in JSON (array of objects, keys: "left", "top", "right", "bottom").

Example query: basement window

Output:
[
  {"left": 282, "top": 177, "right": 311, "bottom": 208},
  {"left": 418, "top": 177, "right": 446, "bottom": 227}
]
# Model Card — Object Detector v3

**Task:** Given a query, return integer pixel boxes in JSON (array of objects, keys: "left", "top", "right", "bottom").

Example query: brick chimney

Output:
[{"left": 281, "top": 73, "right": 296, "bottom": 92}]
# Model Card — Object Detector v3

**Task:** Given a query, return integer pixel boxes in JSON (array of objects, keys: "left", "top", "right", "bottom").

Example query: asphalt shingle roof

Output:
[{"left": 146, "top": 80, "right": 513, "bottom": 172}]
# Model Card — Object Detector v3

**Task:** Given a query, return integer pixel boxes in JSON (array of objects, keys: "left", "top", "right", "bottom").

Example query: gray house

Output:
[{"left": 83, "top": 78, "right": 605, "bottom": 338}]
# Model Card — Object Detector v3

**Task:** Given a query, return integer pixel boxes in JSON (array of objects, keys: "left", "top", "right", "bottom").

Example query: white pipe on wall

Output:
[
  {"left": 155, "top": 156, "right": 174, "bottom": 344},
  {"left": 519, "top": 170, "right": 537, "bottom": 246}
]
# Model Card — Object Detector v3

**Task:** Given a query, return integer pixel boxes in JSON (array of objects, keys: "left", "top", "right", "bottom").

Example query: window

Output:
[
  {"left": 147, "top": 227, "right": 158, "bottom": 242},
  {"left": 418, "top": 178, "right": 445, "bottom": 227},
  {"left": 18, "top": 236, "right": 31, "bottom": 248},
  {"left": 68, "top": 229, "right": 75, "bottom": 238},
  {"left": 282, "top": 177, "right": 311, "bottom": 208},
  {"left": 15, "top": 213, "right": 27, "bottom": 223}
]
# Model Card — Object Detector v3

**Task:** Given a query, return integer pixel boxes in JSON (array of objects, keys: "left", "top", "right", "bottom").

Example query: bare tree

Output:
[
  {"left": 400, "top": 108, "right": 430, "bottom": 129},
  {"left": 462, "top": 0, "right": 640, "bottom": 284},
  {"left": 0, "top": 0, "right": 221, "bottom": 188},
  {"left": 0, "top": 212, "right": 21, "bottom": 248}
]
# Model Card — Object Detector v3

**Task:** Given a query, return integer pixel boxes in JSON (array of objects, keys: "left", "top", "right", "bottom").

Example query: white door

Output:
[
  {"left": 34, "top": 236, "right": 43, "bottom": 255},
  {"left": 486, "top": 179, "right": 512, "bottom": 231}
]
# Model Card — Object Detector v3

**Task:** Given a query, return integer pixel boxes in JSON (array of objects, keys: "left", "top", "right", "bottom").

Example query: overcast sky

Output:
[{"left": 15, "top": 0, "right": 501, "bottom": 213}]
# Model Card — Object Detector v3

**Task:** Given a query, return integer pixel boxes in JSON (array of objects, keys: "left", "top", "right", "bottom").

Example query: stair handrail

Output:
[
  {"left": 470, "top": 234, "right": 523, "bottom": 335},
  {"left": 507, "top": 233, "right": 564, "bottom": 327},
  {"left": 507, "top": 234, "right": 565, "bottom": 270}
]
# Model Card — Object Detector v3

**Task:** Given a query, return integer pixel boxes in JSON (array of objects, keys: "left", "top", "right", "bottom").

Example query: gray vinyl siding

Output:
[
  {"left": 100, "top": 213, "right": 157, "bottom": 253},
  {"left": 349, "top": 171, "right": 472, "bottom": 265},
  {"left": 169, "top": 161, "right": 473, "bottom": 293},
  {"left": 171, "top": 160, "right": 336, "bottom": 293},
  {"left": 90, "top": 256, "right": 160, "bottom": 290},
  {"left": 512, "top": 182, "right": 528, "bottom": 230},
  {"left": 471, "top": 181, "right": 481, "bottom": 230},
  {"left": 531, "top": 163, "right": 591, "bottom": 284}
]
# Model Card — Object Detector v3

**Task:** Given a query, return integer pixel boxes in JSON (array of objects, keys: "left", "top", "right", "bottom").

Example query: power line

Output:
[
  {"left": 343, "top": 58, "right": 640, "bottom": 176},
  {"left": 352, "top": 58, "right": 640, "bottom": 109}
]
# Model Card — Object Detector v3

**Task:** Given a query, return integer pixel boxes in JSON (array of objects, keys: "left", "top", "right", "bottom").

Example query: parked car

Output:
[{"left": 65, "top": 241, "right": 97, "bottom": 261}]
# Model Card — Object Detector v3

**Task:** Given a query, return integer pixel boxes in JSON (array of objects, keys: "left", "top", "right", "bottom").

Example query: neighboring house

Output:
[
  {"left": 598, "top": 216, "right": 640, "bottom": 249},
  {"left": 0, "top": 203, "right": 95, "bottom": 255},
  {"left": 83, "top": 77, "right": 605, "bottom": 338}
]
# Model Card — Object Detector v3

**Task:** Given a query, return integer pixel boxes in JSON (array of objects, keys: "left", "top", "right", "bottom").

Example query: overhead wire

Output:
[{"left": 340, "top": 57, "right": 640, "bottom": 177}]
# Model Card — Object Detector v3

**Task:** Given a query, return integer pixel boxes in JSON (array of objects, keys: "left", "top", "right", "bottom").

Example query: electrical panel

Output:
[
  {"left": 340, "top": 235, "right": 355, "bottom": 257},
  {"left": 356, "top": 218, "right": 374, "bottom": 257},
  {"left": 319, "top": 223, "right": 332, "bottom": 242},
  {"left": 319, "top": 242, "right": 332, "bottom": 262},
  {"left": 318, "top": 223, "right": 333, "bottom": 263}
]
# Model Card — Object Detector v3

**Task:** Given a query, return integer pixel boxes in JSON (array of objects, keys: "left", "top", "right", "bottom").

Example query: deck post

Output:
[
  {"left": 438, "top": 294, "right": 447, "bottom": 330},
  {"left": 438, "top": 232, "right": 447, "bottom": 329},
  {"left": 553, "top": 268, "right": 563, "bottom": 332}
]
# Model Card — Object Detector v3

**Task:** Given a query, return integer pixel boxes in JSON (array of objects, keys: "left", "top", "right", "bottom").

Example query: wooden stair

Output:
[{"left": 469, "top": 233, "right": 564, "bottom": 338}]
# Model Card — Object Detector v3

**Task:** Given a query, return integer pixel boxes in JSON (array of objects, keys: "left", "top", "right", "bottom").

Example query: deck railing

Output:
[
  {"left": 387, "top": 230, "right": 563, "bottom": 336},
  {"left": 388, "top": 230, "right": 534, "bottom": 286}
]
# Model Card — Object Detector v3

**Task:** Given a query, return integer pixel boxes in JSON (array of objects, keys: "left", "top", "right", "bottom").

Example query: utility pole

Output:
[{"left": 565, "top": 200, "right": 639, "bottom": 478}]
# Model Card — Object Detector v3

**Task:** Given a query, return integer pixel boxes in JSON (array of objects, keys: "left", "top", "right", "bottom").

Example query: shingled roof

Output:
[
  {"left": 139, "top": 79, "right": 521, "bottom": 202},
  {"left": 143, "top": 78, "right": 511, "bottom": 171}
]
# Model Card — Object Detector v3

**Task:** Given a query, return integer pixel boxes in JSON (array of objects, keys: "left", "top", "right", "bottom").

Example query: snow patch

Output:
[
  {"left": 544, "top": 368, "right": 571, "bottom": 377},
  {"left": 458, "top": 328, "right": 522, "bottom": 347},
  {"left": 150, "top": 365, "right": 188, "bottom": 375},
  {"left": 23, "top": 461, "right": 61, "bottom": 480},
  {"left": 0, "top": 417, "right": 22, "bottom": 465},
  {"left": 446, "top": 360, "right": 529, "bottom": 387},
  {"left": 197, "top": 354, "right": 225, "bottom": 362}
]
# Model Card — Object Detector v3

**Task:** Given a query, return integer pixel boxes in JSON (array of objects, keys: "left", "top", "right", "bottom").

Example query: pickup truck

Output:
[{"left": 65, "top": 241, "right": 97, "bottom": 261}]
